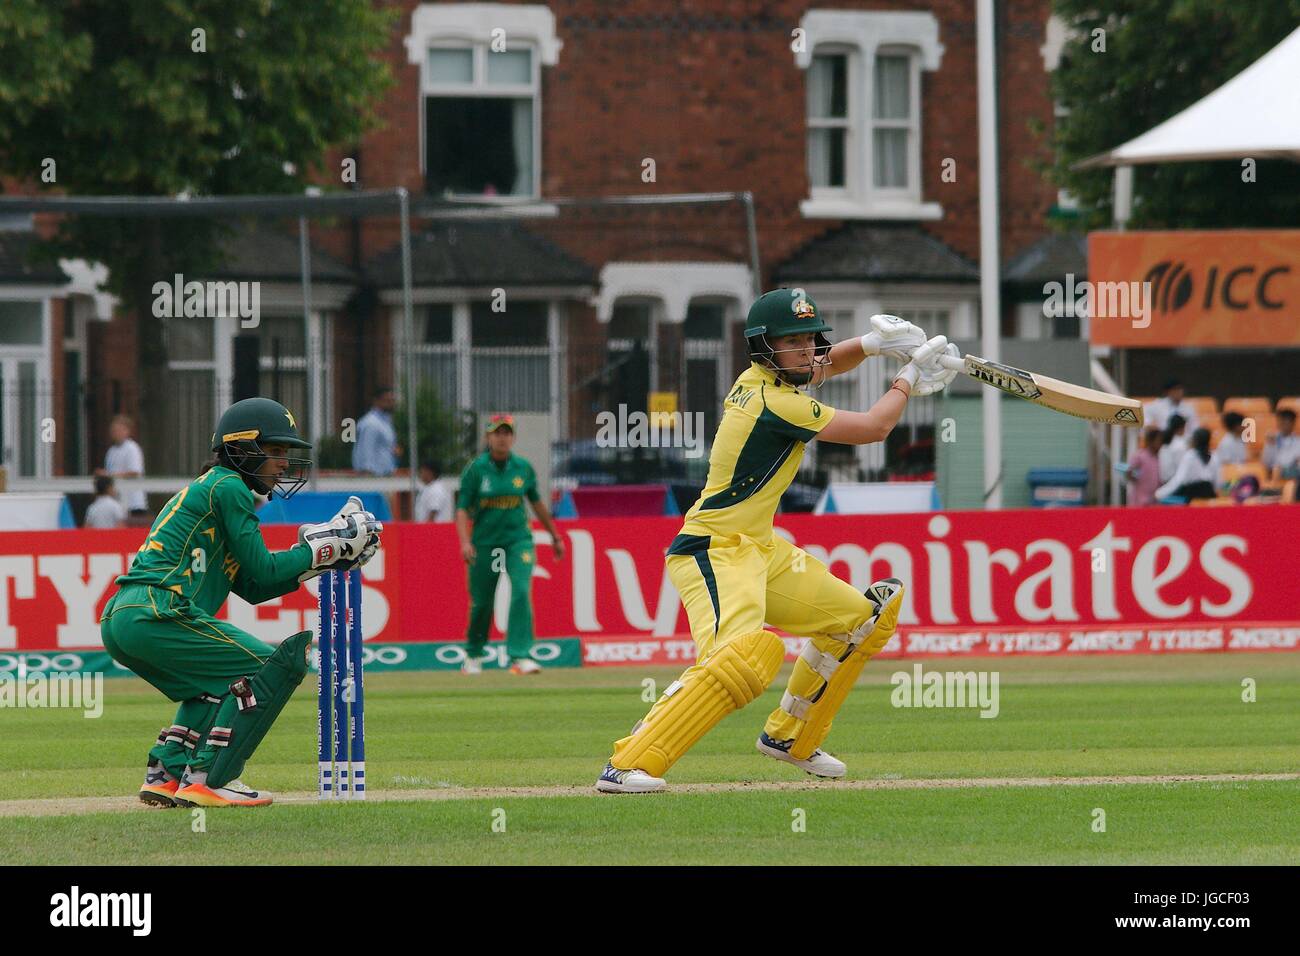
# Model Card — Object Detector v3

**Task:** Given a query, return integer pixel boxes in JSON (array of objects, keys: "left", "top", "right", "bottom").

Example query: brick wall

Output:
[
  {"left": 11, "top": 0, "right": 1064, "bottom": 474},
  {"left": 340, "top": 0, "right": 1059, "bottom": 278}
]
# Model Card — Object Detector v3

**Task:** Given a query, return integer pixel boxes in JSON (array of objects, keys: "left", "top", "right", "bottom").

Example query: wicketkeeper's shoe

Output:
[
  {"left": 139, "top": 763, "right": 180, "bottom": 808},
  {"left": 461, "top": 656, "right": 483, "bottom": 675},
  {"left": 595, "top": 762, "right": 666, "bottom": 794},
  {"left": 509, "top": 658, "right": 542, "bottom": 675},
  {"left": 756, "top": 732, "right": 847, "bottom": 779},
  {"left": 174, "top": 777, "right": 274, "bottom": 808}
]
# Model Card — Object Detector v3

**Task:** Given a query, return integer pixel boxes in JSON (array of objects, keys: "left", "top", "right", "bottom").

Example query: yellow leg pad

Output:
[
  {"left": 786, "top": 579, "right": 904, "bottom": 760},
  {"left": 611, "top": 630, "right": 785, "bottom": 778}
]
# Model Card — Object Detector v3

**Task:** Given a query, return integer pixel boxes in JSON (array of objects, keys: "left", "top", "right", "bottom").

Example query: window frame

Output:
[
  {"left": 683, "top": 298, "right": 733, "bottom": 435},
  {"left": 806, "top": 42, "right": 924, "bottom": 212},
  {"left": 420, "top": 38, "right": 542, "bottom": 201},
  {"left": 404, "top": 298, "right": 561, "bottom": 419},
  {"left": 162, "top": 312, "right": 333, "bottom": 473},
  {"left": 869, "top": 46, "right": 922, "bottom": 202},
  {"left": 796, "top": 9, "right": 943, "bottom": 221},
  {"left": 806, "top": 47, "right": 858, "bottom": 200},
  {"left": 0, "top": 293, "right": 53, "bottom": 479}
]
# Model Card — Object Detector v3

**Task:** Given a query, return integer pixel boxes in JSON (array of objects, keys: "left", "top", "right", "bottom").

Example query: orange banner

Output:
[{"left": 1087, "top": 230, "right": 1300, "bottom": 346}]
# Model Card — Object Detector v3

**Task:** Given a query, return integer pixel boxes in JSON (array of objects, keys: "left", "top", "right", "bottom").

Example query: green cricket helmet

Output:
[
  {"left": 211, "top": 397, "right": 312, "bottom": 498},
  {"left": 744, "top": 288, "right": 833, "bottom": 387}
]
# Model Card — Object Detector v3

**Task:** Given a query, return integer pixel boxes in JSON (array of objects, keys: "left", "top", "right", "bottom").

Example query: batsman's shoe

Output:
[
  {"left": 461, "top": 657, "right": 483, "bottom": 675},
  {"left": 756, "top": 732, "right": 846, "bottom": 779},
  {"left": 139, "top": 761, "right": 180, "bottom": 807},
  {"left": 174, "top": 778, "right": 273, "bottom": 808},
  {"left": 595, "top": 762, "right": 666, "bottom": 794},
  {"left": 510, "top": 658, "right": 542, "bottom": 675}
]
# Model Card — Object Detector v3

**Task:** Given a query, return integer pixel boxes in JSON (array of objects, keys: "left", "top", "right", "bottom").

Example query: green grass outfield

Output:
[{"left": 1, "top": 654, "right": 1298, "bottom": 864}]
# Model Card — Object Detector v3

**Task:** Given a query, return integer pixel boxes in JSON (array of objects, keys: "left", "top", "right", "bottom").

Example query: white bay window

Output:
[
  {"left": 406, "top": 4, "right": 563, "bottom": 201},
  {"left": 796, "top": 10, "right": 944, "bottom": 220},
  {"left": 423, "top": 43, "right": 538, "bottom": 198}
]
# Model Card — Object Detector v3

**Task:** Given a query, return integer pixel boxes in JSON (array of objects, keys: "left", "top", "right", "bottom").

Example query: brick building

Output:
[{"left": 5, "top": 0, "right": 1080, "bottom": 492}]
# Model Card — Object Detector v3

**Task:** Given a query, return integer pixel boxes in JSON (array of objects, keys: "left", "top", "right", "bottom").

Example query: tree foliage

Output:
[
  {"left": 1050, "top": 0, "right": 1300, "bottom": 229},
  {"left": 0, "top": 1, "right": 396, "bottom": 458},
  {"left": 393, "top": 383, "right": 479, "bottom": 477},
  {"left": 0, "top": 0, "right": 395, "bottom": 285}
]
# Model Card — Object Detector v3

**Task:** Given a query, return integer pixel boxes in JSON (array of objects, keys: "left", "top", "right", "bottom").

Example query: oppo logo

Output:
[
  {"left": 432, "top": 642, "right": 565, "bottom": 665},
  {"left": 0, "top": 653, "right": 87, "bottom": 673},
  {"left": 362, "top": 646, "right": 406, "bottom": 666}
]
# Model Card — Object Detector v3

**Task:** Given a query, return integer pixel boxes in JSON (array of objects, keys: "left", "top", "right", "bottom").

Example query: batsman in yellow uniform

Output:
[{"left": 597, "top": 289, "right": 958, "bottom": 792}]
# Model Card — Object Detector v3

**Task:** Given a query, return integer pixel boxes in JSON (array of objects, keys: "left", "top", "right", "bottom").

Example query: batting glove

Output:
[
  {"left": 894, "top": 336, "right": 959, "bottom": 396},
  {"left": 861, "top": 313, "right": 929, "bottom": 361}
]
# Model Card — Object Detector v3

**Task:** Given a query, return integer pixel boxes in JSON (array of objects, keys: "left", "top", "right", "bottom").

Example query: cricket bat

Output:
[{"left": 938, "top": 353, "right": 1144, "bottom": 427}]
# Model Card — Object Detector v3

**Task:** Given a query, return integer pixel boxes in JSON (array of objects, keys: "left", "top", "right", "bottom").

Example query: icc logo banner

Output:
[{"left": 1088, "top": 230, "right": 1299, "bottom": 347}]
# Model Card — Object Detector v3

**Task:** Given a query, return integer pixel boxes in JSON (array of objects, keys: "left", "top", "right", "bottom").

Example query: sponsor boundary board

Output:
[{"left": 3, "top": 508, "right": 1296, "bottom": 662}]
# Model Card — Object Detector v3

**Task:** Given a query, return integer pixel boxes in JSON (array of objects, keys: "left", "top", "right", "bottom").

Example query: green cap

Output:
[{"left": 744, "top": 289, "right": 832, "bottom": 341}]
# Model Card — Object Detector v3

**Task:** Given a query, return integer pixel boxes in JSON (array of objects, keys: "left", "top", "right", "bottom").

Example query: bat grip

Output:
[{"left": 937, "top": 354, "right": 967, "bottom": 372}]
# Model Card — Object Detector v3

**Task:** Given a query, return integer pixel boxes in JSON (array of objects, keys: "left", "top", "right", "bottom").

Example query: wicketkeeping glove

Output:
[
  {"left": 860, "top": 313, "right": 930, "bottom": 362},
  {"left": 326, "top": 537, "right": 380, "bottom": 574},
  {"left": 298, "top": 498, "right": 383, "bottom": 570},
  {"left": 298, "top": 536, "right": 380, "bottom": 582}
]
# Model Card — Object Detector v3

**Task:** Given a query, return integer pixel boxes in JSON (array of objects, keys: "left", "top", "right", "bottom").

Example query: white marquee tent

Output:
[{"left": 1078, "top": 25, "right": 1300, "bottom": 168}]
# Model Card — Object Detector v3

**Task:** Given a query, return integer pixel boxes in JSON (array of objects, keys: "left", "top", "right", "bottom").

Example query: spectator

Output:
[
  {"left": 1262, "top": 409, "right": 1300, "bottom": 479},
  {"left": 414, "top": 461, "right": 454, "bottom": 523},
  {"left": 1156, "top": 427, "right": 1218, "bottom": 501},
  {"left": 1144, "top": 380, "right": 1198, "bottom": 431},
  {"left": 1126, "top": 428, "right": 1164, "bottom": 507},
  {"left": 1215, "top": 412, "right": 1248, "bottom": 465},
  {"left": 84, "top": 475, "right": 128, "bottom": 528},
  {"left": 1158, "top": 414, "right": 1189, "bottom": 482},
  {"left": 96, "top": 414, "right": 147, "bottom": 516},
  {"left": 352, "top": 387, "right": 400, "bottom": 476}
]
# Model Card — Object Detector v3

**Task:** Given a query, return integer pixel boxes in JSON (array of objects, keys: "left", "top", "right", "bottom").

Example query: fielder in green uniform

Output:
[
  {"left": 455, "top": 414, "right": 565, "bottom": 674},
  {"left": 100, "top": 397, "right": 382, "bottom": 808}
]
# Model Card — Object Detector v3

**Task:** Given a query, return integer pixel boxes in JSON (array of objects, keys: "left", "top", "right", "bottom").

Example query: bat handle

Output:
[{"left": 937, "top": 354, "right": 967, "bottom": 372}]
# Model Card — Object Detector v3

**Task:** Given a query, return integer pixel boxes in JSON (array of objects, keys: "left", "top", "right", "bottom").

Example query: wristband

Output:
[
  {"left": 860, "top": 331, "right": 883, "bottom": 356},
  {"left": 893, "top": 363, "right": 920, "bottom": 389}
]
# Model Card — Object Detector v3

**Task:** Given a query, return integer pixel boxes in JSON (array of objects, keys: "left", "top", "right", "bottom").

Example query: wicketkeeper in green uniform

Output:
[
  {"left": 100, "top": 397, "right": 382, "bottom": 808},
  {"left": 455, "top": 414, "right": 565, "bottom": 675}
]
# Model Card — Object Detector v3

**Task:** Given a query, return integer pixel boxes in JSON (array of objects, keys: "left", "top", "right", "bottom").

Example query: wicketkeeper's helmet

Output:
[{"left": 211, "top": 397, "right": 312, "bottom": 498}]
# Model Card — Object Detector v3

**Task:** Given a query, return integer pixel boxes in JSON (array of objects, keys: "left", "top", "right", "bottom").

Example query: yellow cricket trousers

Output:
[{"left": 664, "top": 532, "right": 875, "bottom": 742}]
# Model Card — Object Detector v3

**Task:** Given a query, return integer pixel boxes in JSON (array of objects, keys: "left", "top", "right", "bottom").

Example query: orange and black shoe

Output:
[
  {"left": 139, "top": 762, "right": 180, "bottom": 808},
  {"left": 173, "top": 777, "right": 274, "bottom": 808},
  {"left": 139, "top": 778, "right": 180, "bottom": 808}
]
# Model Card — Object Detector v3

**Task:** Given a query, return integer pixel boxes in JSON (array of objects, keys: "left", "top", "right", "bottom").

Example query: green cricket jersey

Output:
[
  {"left": 114, "top": 465, "right": 312, "bottom": 615},
  {"left": 457, "top": 452, "right": 540, "bottom": 546}
]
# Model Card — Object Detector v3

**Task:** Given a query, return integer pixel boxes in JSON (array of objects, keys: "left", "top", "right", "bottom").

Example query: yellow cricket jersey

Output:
[{"left": 668, "top": 362, "right": 835, "bottom": 552}]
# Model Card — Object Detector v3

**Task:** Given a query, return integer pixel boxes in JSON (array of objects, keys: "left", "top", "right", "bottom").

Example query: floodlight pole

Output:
[
  {"left": 398, "top": 187, "right": 420, "bottom": 510},
  {"left": 977, "top": 0, "right": 1003, "bottom": 509}
]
